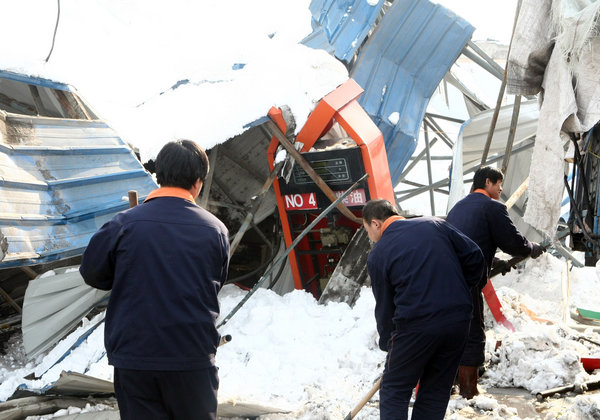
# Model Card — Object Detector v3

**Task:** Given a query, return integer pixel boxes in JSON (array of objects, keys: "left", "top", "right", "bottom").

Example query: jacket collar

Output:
[
  {"left": 473, "top": 188, "right": 491, "bottom": 198},
  {"left": 381, "top": 215, "right": 405, "bottom": 235},
  {"left": 144, "top": 187, "right": 196, "bottom": 203}
]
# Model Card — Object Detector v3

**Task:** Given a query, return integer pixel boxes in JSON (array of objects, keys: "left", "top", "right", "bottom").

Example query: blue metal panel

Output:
[
  {"left": 0, "top": 70, "right": 73, "bottom": 92},
  {"left": 304, "top": 0, "right": 385, "bottom": 63},
  {"left": 0, "top": 111, "right": 157, "bottom": 268},
  {"left": 350, "top": 0, "right": 474, "bottom": 185}
]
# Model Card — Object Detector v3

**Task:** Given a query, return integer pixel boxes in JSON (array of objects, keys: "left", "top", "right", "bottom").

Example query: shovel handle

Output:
[
  {"left": 345, "top": 377, "right": 382, "bottom": 420},
  {"left": 219, "top": 334, "right": 232, "bottom": 347}
]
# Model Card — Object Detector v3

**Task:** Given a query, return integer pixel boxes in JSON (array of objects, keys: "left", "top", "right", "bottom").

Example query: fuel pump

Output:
[{"left": 266, "top": 79, "right": 396, "bottom": 298}]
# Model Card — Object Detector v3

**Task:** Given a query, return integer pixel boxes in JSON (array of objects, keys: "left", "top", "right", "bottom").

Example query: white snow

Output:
[
  {"left": 387, "top": 112, "right": 400, "bottom": 125},
  {"left": 4, "top": 252, "right": 600, "bottom": 419},
  {"left": 0, "top": 0, "right": 348, "bottom": 163}
]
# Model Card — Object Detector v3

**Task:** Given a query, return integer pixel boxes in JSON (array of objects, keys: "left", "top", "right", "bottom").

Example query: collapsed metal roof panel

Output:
[
  {"left": 350, "top": 0, "right": 474, "bottom": 185},
  {"left": 0, "top": 75, "right": 156, "bottom": 268},
  {"left": 460, "top": 100, "right": 539, "bottom": 170},
  {"left": 0, "top": 69, "right": 74, "bottom": 92},
  {"left": 303, "top": 0, "right": 386, "bottom": 63}
]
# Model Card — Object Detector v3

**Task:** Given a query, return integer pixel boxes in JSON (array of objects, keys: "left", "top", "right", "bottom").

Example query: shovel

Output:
[{"left": 344, "top": 377, "right": 382, "bottom": 420}]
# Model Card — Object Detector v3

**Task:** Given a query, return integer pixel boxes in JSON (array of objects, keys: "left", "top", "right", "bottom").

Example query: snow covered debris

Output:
[
  {"left": 3, "top": 252, "right": 600, "bottom": 419},
  {"left": 0, "top": 0, "right": 348, "bottom": 162},
  {"left": 484, "top": 326, "right": 589, "bottom": 393},
  {"left": 216, "top": 285, "right": 385, "bottom": 416}
]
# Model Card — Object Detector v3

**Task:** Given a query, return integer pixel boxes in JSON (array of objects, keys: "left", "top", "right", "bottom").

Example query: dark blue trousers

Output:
[
  {"left": 113, "top": 367, "right": 219, "bottom": 420},
  {"left": 380, "top": 320, "right": 470, "bottom": 420},
  {"left": 460, "top": 287, "right": 486, "bottom": 366}
]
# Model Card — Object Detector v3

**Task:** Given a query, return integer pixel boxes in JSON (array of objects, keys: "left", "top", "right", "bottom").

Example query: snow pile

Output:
[
  {"left": 0, "top": 312, "right": 109, "bottom": 402},
  {"left": 216, "top": 285, "right": 384, "bottom": 416},
  {"left": 447, "top": 397, "right": 519, "bottom": 419},
  {"left": 478, "top": 253, "right": 600, "bottom": 396},
  {"left": 4, "top": 252, "right": 600, "bottom": 419},
  {"left": 123, "top": 43, "right": 348, "bottom": 160},
  {"left": 484, "top": 325, "right": 590, "bottom": 393},
  {"left": 0, "top": 0, "right": 348, "bottom": 162}
]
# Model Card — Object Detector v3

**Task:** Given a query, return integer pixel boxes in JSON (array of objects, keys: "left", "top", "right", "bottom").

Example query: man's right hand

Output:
[
  {"left": 492, "top": 258, "right": 514, "bottom": 275},
  {"left": 530, "top": 243, "right": 546, "bottom": 259}
]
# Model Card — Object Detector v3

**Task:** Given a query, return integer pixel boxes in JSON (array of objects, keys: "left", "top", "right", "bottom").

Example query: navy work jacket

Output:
[
  {"left": 80, "top": 192, "right": 229, "bottom": 371},
  {"left": 446, "top": 192, "right": 532, "bottom": 284},
  {"left": 367, "top": 217, "right": 484, "bottom": 351}
]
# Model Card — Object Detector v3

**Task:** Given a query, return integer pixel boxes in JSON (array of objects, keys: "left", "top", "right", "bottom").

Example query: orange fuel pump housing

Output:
[{"left": 267, "top": 78, "right": 395, "bottom": 297}]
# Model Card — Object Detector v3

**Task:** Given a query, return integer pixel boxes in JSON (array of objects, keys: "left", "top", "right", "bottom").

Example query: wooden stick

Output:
[
  {"left": 0, "top": 285, "right": 21, "bottom": 314},
  {"left": 266, "top": 121, "right": 363, "bottom": 224},
  {"left": 128, "top": 190, "right": 138, "bottom": 208},
  {"left": 200, "top": 145, "right": 219, "bottom": 208},
  {"left": 504, "top": 176, "right": 529, "bottom": 211},
  {"left": 344, "top": 377, "right": 382, "bottom": 420}
]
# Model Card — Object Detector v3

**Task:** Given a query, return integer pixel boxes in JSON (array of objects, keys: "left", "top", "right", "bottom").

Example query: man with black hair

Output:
[
  {"left": 446, "top": 165, "right": 544, "bottom": 399},
  {"left": 362, "top": 199, "right": 484, "bottom": 420},
  {"left": 80, "top": 140, "right": 229, "bottom": 420}
]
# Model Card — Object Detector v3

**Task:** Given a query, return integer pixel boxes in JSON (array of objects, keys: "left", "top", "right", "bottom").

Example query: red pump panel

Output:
[{"left": 267, "top": 79, "right": 396, "bottom": 294}]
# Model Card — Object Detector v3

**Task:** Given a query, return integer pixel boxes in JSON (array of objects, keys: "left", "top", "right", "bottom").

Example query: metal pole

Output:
[
  {"left": 217, "top": 173, "right": 369, "bottom": 329},
  {"left": 398, "top": 137, "right": 439, "bottom": 182},
  {"left": 424, "top": 124, "right": 436, "bottom": 215},
  {"left": 480, "top": 79, "right": 507, "bottom": 166},
  {"left": 425, "top": 112, "right": 465, "bottom": 124},
  {"left": 461, "top": 46, "right": 504, "bottom": 81},
  {"left": 480, "top": 0, "right": 523, "bottom": 167},
  {"left": 501, "top": 95, "right": 522, "bottom": 174},
  {"left": 397, "top": 178, "right": 450, "bottom": 202},
  {"left": 465, "top": 40, "right": 506, "bottom": 79},
  {"left": 229, "top": 162, "right": 283, "bottom": 256},
  {"left": 424, "top": 117, "right": 453, "bottom": 149},
  {"left": 396, "top": 140, "right": 535, "bottom": 203}
]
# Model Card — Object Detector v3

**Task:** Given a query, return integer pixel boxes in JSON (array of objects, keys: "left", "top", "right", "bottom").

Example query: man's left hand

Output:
[{"left": 530, "top": 243, "right": 546, "bottom": 259}]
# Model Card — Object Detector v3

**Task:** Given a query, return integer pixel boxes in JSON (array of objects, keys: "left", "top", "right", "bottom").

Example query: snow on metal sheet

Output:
[
  {"left": 304, "top": 0, "right": 385, "bottom": 63},
  {"left": 350, "top": 0, "right": 474, "bottom": 185},
  {"left": 0, "top": 73, "right": 156, "bottom": 268}
]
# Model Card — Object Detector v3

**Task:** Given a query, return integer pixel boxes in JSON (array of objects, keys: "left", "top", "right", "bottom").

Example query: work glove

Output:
[
  {"left": 492, "top": 258, "right": 515, "bottom": 276},
  {"left": 530, "top": 242, "right": 546, "bottom": 259}
]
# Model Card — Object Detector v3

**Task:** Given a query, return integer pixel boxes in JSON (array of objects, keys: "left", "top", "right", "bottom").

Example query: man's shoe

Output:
[{"left": 458, "top": 365, "right": 479, "bottom": 399}]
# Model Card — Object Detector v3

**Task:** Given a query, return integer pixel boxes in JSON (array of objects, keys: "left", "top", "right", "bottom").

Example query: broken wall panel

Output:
[
  {"left": 0, "top": 71, "right": 156, "bottom": 268},
  {"left": 350, "top": 0, "right": 474, "bottom": 185},
  {"left": 303, "top": 0, "right": 386, "bottom": 63}
]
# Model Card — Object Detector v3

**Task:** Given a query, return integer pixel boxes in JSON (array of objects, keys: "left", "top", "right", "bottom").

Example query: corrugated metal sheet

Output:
[
  {"left": 0, "top": 74, "right": 156, "bottom": 268},
  {"left": 303, "top": 0, "right": 385, "bottom": 63},
  {"left": 460, "top": 100, "right": 539, "bottom": 170},
  {"left": 350, "top": 0, "right": 474, "bottom": 185},
  {"left": 0, "top": 70, "right": 73, "bottom": 92}
]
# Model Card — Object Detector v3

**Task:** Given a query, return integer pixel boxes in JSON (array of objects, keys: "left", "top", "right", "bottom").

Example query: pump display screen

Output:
[
  {"left": 278, "top": 147, "right": 370, "bottom": 210},
  {"left": 292, "top": 158, "right": 350, "bottom": 184}
]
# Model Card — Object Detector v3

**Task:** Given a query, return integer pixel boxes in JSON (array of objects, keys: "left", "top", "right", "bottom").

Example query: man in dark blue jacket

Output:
[
  {"left": 80, "top": 140, "right": 229, "bottom": 420},
  {"left": 446, "top": 166, "right": 544, "bottom": 399},
  {"left": 363, "top": 199, "right": 484, "bottom": 420}
]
